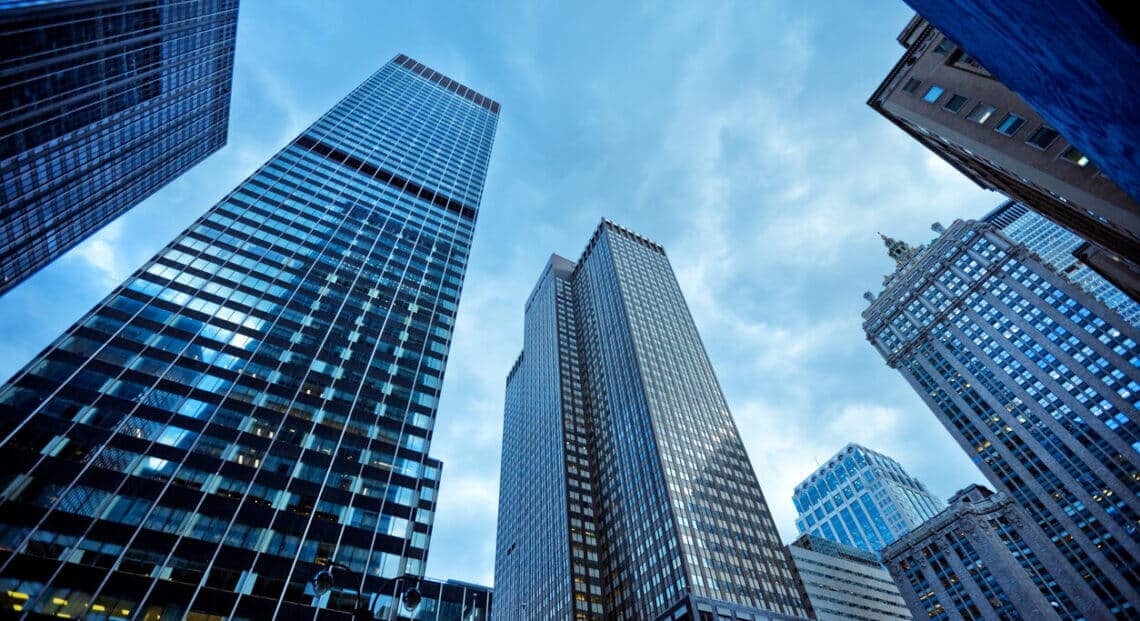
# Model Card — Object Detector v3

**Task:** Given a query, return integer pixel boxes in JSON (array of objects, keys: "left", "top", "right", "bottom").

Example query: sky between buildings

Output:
[{"left": 0, "top": 1, "right": 1001, "bottom": 586}]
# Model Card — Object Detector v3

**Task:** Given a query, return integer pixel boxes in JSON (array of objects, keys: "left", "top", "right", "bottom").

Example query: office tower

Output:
[
  {"left": 494, "top": 223, "right": 810, "bottom": 621},
  {"left": 0, "top": 54, "right": 499, "bottom": 620},
  {"left": 882, "top": 485, "right": 1104, "bottom": 620},
  {"left": 863, "top": 219, "right": 1140, "bottom": 617},
  {"left": 982, "top": 201, "right": 1139, "bottom": 325},
  {"left": 0, "top": 0, "right": 239, "bottom": 296},
  {"left": 867, "top": 15, "right": 1140, "bottom": 292},
  {"left": 785, "top": 534, "right": 911, "bottom": 621},
  {"left": 901, "top": 0, "right": 1140, "bottom": 205},
  {"left": 792, "top": 443, "right": 942, "bottom": 554}
]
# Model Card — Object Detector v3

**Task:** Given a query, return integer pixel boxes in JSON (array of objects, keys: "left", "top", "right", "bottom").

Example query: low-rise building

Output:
[
  {"left": 787, "top": 534, "right": 912, "bottom": 621},
  {"left": 881, "top": 485, "right": 1104, "bottom": 620}
]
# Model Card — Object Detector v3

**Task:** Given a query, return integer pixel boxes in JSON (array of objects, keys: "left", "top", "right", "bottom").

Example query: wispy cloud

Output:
[
  {"left": 0, "top": 1, "right": 1002, "bottom": 589},
  {"left": 67, "top": 219, "right": 126, "bottom": 288}
]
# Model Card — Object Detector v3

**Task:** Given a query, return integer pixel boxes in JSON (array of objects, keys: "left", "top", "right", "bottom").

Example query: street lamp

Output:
[{"left": 310, "top": 562, "right": 424, "bottom": 620}]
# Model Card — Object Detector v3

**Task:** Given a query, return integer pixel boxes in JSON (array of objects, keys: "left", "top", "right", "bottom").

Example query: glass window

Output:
[
  {"left": 1026, "top": 126, "right": 1060, "bottom": 149},
  {"left": 922, "top": 84, "right": 945, "bottom": 103},
  {"left": 994, "top": 113, "right": 1026, "bottom": 136},
  {"left": 902, "top": 78, "right": 922, "bottom": 94},
  {"left": 966, "top": 103, "right": 997, "bottom": 124},
  {"left": 1060, "top": 146, "right": 1091, "bottom": 167},
  {"left": 943, "top": 94, "right": 968, "bottom": 112}
]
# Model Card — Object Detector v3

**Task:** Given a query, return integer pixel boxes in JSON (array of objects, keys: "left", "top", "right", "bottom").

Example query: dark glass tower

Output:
[
  {"left": 494, "top": 222, "right": 809, "bottom": 621},
  {"left": 0, "top": 0, "right": 239, "bottom": 295},
  {"left": 0, "top": 54, "right": 498, "bottom": 620},
  {"left": 863, "top": 219, "right": 1140, "bottom": 618}
]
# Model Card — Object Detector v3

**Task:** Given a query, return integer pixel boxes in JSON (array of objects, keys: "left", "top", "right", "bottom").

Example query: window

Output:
[
  {"left": 902, "top": 78, "right": 922, "bottom": 94},
  {"left": 943, "top": 94, "right": 968, "bottom": 113},
  {"left": 933, "top": 38, "right": 954, "bottom": 55},
  {"left": 922, "top": 84, "right": 945, "bottom": 103},
  {"left": 1026, "top": 126, "right": 1060, "bottom": 149},
  {"left": 994, "top": 113, "right": 1026, "bottom": 136},
  {"left": 966, "top": 103, "right": 997, "bottom": 124},
  {"left": 1060, "top": 146, "right": 1090, "bottom": 167}
]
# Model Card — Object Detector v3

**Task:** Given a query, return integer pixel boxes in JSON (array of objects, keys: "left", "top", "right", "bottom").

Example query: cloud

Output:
[
  {"left": 0, "top": 0, "right": 999, "bottom": 589},
  {"left": 68, "top": 219, "right": 126, "bottom": 287}
]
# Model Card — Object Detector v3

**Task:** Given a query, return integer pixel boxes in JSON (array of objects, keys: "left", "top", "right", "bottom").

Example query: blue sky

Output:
[{"left": 0, "top": 1, "right": 1005, "bottom": 586}]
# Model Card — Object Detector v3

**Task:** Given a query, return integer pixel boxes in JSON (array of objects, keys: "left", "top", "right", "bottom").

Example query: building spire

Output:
[{"left": 879, "top": 232, "right": 922, "bottom": 269}]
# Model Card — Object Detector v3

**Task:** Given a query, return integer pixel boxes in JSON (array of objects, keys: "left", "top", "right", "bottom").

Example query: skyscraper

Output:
[
  {"left": 863, "top": 219, "right": 1140, "bottom": 617},
  {"left": 792, "top": 443, "right": 942, "bottom": 554},
  {"left": 982, "top": 201, "right": 1139, "bottom": 326},
  {"left": 882, "top": 485, "right": 1105, "bottom": 620},
  {"left": 494, "top": 223, "right": 809, "bottom": 621},
  {"left": 785, "top": 534, "right": 911, "bottom": 621},
  {"left": 867, "top": 15, "right": 1140, "bottom": 290},
  {"left": 0, "top": 54, "right": 498, "bottom": 620},
  {"left": 0, "top": 0, "right": 240, "bottom": 296}
]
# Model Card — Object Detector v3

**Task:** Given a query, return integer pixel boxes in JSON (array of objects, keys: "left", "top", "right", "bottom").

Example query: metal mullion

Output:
[
  {"left": 269, "top": 73, "right": 456, "bottom": 619},
  {"left": 302, "top": 79, "right": 478, "bottom": 613}
]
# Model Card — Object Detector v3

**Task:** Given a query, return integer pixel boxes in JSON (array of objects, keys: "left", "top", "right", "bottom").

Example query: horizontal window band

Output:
[{"left": 293, "top": 134, "right": 475, "bottom": 222}]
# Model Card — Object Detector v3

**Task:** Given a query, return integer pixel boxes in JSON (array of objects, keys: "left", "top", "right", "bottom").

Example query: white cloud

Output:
[{"left": 68, "top": 219, "right": 126, "bottom": 287}]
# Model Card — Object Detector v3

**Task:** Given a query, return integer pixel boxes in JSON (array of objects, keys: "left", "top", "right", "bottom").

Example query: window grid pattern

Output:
[
  {"left": 982, "top": 201, "right": 1139, "bottom": 326},
  {"left": 786, "top": 535, "right": 911, "bottom": 621},
  {"left": 495, "top": 222, "right": 809, "bottom": 621},
  {"left": 883, "top": 487, "right": 1090, "bottom": 621},
  {"left": 0, "top": 55, "right": 498, "bottom": 621},
  {"left": 0, "top": 0, "right": 239, "bottom": 294},
  {"left": 864, "top": 219, "right": 1139, "bottom": 618},
  {"left": 793, "top": 443, "right": 943, "bottom": 554}
]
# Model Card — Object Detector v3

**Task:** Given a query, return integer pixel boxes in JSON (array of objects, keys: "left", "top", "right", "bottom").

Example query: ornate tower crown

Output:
[{"left": 880, "top": 232, "right": 923, "bottom": 269}]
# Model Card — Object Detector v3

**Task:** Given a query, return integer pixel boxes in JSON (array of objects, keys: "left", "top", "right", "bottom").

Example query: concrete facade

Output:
[
  {"left": 882, "top": 485, "right": 1101, "bottom": 620},
  {"left": 787, "top": 534, "right": 912, "bottom": 621},
  {"left": 868, "top": 16, "right": 1140, "bottom": 292},
  {"left": 863, "top": 219, "right": 1139, "bottom": 617}
]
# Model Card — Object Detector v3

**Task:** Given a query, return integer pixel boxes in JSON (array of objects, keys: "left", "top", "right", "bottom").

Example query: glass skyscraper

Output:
[
  {"left": 0, "top": 54, "right": 498, "bottom": 620},
  {"left": 863, "top": 219, "right": 1140, "bottom": 617},
  {"left": 0, "top": 0, "right": 239, "bottom": 295},
  {"left": 982, "top": 200, "right": 1139, "bottom": 326},
  {"left": 792, "top": 443, "right": 942, "bottom": 554},
  {"left": 494, "top": 222, "right": 809, "bottom": 621}
]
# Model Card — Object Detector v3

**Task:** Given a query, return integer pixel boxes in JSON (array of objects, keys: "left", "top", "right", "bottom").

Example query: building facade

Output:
[
  {"left": 863, "top": 219, "right": 1140, "bottom": 617},
  {"left": 792, "top": 443, "right": 942, "bottom": 554},
  {"left": 494, "top": 223, "right": 809, "bottom": 621},
  {"left": 0, "top": 0, "right": 239, "bottom": 295},
  {"left": 786, "top": 534, "right": 912, "bottom": 621},
  {"left": 900, "top": 0, "right": 1140, "bottom": 205},
  {"left": 982, "top": 201, "right": 1139, "bottom": 326},
  {"left": 882, "top": 485, "right": 1104, "bottom": 620},
  {"left": 868, "top": 15, "right": 1140, "bottom": 291},
  {"left": 0, "top": 54, "right": 499, "bottom": 620},
  {"left": 389, "top": 579, "right": 491, "bottom": 621}
]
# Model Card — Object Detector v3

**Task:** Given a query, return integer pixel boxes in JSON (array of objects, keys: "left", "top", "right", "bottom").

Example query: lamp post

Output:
[{"left": 310, "top": 562, "right": 423, "bottom": 620}]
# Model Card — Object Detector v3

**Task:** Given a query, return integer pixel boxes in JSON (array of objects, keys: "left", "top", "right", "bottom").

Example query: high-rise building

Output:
[
  {"left": 899, "top": 0, "right": 1140, "bottom": 205},
  {"left": 0, "top": 0, "right": 240, "bottom": 296},
  {"left": 792, "top": 443, "right": 942, "bottom": 554},
  {"left": 785, "top": 534, "right": 912, "bottom": 621},
  {"left": 982, "top": 201, "right": 1139, "bottom": 326},
  {"left": 867, "top": 15, "right": 1140, "bottom": 291},
  {"left": 863, "top": 218, "right": 1140, "bottom": 617},
  {"left": 0, "top": 54, "right": 499, "bottom": 620},
  {"left": 494, "top": 223, "right": 810, "bottom": 621},
  {"left": 882, "top": 485, "right": 1105, "bottom": 620}
]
